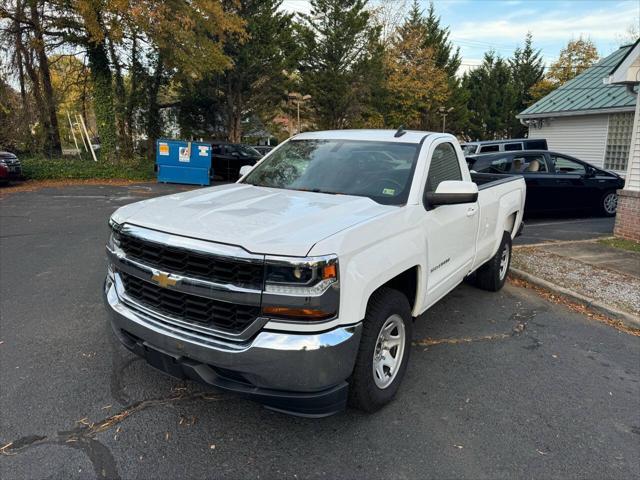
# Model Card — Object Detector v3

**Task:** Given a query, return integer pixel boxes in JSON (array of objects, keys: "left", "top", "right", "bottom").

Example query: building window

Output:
[{"left": 604, "top": 112, "right": 634, "bottom": 171}]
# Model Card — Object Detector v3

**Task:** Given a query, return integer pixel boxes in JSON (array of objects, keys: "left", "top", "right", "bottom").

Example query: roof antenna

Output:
[{"left": 394, "top": 125, "right": 406, "bottom": 138}]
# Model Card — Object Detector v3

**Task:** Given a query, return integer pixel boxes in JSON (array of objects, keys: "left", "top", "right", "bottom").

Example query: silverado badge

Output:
[{"left": 151, "top": 272, "right": 177, "bottom": 288}]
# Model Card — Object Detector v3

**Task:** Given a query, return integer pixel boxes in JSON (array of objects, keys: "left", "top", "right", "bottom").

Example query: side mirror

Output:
[
  {"left": 585, "top": 167, "right": 596, "bottom": 178},
  {"left": 239, "top": 165, "right": 253, "bottom": 178},
  {"left": 425, "top": 180, "right": 478, "bottom": 208}
]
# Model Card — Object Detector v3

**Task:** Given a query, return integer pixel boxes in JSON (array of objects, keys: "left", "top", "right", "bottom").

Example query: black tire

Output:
[
  {"left": 475, "top": 231, "right": 512, "bottom": 292},
  {"left": 348, "top": 287, "right": 412, "bottom": 412},
  {"left": 600, "top": 190, "right": 618, "bottom": 217}
]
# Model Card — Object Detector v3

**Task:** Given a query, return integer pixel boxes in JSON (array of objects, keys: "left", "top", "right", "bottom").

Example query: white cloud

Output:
[{"left": 454, "top": 3, "right": 639, "bottom": 43}]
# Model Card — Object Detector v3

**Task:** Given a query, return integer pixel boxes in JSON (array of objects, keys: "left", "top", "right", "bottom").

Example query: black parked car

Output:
[
  {"left": 466, "top": 150, "right": 625, "bottom": 216},
  {"left": 210, "top": 142, "right": 262, "bottom": 180}
]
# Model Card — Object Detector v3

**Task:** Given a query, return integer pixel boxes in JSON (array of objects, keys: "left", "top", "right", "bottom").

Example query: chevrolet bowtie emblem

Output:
[{"left": 151, "top": 272, "right": 177, "bottom": 288}]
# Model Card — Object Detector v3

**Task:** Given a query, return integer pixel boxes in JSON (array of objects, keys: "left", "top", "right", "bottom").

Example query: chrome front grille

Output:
[
  {"left": 117, "top": 230, "right": 264, "bottom": 289},
  {"left": 108, "top": 224, "right": 266, "bottom": 339},
  {"left": 120, "top": 272, "right": 260, "bottom": 333}
]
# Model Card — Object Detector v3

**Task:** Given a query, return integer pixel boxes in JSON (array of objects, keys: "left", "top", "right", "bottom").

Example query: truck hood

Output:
[{"left": 112, "top": 183, "right": 394, "bottom": 256}]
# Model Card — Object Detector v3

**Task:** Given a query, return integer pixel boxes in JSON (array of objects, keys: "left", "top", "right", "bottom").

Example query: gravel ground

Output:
[{"left": 512, "top": 248, "right": 640, "bottom": 316}]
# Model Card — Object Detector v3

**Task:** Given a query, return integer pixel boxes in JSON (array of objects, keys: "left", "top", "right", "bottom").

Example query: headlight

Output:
[
  {"left": 264, "top": 255, "right": 338, "bottom": 296},
  {"left": 107, "top": 218, "right": 122, "bottom": 250},
  {"left": 262, "top": 255, "right": 339, "bottom": 321}
]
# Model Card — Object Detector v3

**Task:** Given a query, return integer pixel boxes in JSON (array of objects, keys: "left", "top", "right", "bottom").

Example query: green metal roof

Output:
[{"left": 518, "top": 45, "right": 637, "bottom": 118}]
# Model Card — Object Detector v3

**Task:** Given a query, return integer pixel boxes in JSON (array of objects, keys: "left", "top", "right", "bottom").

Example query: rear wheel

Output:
[
  {"left": 600, "top": 190, "right": 618, "bottom": 217},
  {"left": 349, "top": 287, "right": 412, "bottom": 412},
  {"left": 475, "top": 231, "right": 512, "bottom": 292}
]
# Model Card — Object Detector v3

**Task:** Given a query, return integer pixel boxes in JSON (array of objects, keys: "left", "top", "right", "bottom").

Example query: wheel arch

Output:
[{"left": 367, "top": 266, "right": 421, "bottom": 316}]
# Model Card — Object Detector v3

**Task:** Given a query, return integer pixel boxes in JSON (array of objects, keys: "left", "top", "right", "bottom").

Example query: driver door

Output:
[{"left": 423, "top": 142, "right": 479, "bottom": 303}]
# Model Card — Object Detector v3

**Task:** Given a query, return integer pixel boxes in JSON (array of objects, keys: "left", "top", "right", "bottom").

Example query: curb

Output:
[{"left": 509, "top": 267, "right": 640, "bottom": 329}]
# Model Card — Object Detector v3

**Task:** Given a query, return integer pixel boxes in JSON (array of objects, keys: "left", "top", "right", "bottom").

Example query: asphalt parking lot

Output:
[
  {"left": 516, "top": 215, "right": 615, "bottom": 245},
  {"left": 1, "top": 183, "right": 638, "bottom": 480}
]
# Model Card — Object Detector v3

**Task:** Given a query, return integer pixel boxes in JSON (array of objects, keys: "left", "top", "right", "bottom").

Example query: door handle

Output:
[{"left": 466, "top": 206, "right": 478, "bottom": 217}]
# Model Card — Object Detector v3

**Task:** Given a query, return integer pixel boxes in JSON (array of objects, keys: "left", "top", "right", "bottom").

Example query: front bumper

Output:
[{"left": 104, "top": 277, "right": 362, "bottom": 416}]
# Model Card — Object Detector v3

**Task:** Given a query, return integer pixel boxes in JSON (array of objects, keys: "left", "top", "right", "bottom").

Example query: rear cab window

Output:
[{"left": 425, "top": 142, "right": 462, "bottom": 195}]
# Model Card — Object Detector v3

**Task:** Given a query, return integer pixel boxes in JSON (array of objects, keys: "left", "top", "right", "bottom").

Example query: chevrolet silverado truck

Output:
[{"left": 104, "top": 129, "right": 525, "bottom": 416}]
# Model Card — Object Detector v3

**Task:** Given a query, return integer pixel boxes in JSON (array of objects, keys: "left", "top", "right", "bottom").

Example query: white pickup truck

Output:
[{"left": 104, "top": 129, "right": 525, "bottom": 416}]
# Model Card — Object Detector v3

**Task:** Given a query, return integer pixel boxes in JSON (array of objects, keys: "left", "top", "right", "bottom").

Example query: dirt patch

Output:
[
  {"left": 508, "top": 276, "right": 640, "bottom": 337},
  {"left": 0, "top": 179, "right": 155, "bottom": 197}
]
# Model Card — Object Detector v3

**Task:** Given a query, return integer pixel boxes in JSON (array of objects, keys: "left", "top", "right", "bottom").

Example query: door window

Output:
[
  {"left": 549, "top": 155, "right": 586, "bottom": 174},
  {"left": 479, "top": 144, "right": 499, "bottom": 153},
  {"left": 211, "top": 145, "right": 224, "bottom": 155},
  {"left": 511, "top": 154, "right": 548, "bottom": 173},
  {"left": 426, "top": 142, "right": 462, "bottom": 193},
  {"left": 504, "top": 143, "right": 523, "bottom": 151}
]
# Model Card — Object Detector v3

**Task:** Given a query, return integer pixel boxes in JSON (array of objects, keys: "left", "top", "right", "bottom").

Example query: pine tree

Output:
[
  {"left": 463, "top": 51, "right": 516, "bottom": 140},
  {"left": 421, "top": 1, "right": 467, "bottom": 133},
  {"left": 423, "top": 1, "right": 461, "bottom": 77},
  {"left": 510, "top": 32, "right": 544, "bottom": 136},
  {"left": 297, "top": 0, "right": 381, "bottom": 129}
]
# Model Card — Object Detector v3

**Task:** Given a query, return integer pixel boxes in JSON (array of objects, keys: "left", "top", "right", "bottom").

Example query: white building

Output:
[
  {"left": 518, "top": 43, "right": 638, "bottom": 176},
  {"left": 606, "top": 39, "right": 640, "bottom": 241}
]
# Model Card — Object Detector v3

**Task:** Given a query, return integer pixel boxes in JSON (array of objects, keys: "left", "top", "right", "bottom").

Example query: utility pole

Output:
[
  {"left": 288, "top": 92, "right": 312, "bottom": 135},
  {"left": 439, "top": 106, "right": 454, "bottom": 133}
]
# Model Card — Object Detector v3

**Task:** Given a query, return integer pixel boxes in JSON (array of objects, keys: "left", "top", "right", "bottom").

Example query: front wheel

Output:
[
  {"left": 349, "top": 287, "right": 412, "bottom": 412},
  {"left": 475, "top": 231, "right": 512, "bottom": 292},
  {"left": 600, "top": 190, "right": 618, "bottom": 217}
]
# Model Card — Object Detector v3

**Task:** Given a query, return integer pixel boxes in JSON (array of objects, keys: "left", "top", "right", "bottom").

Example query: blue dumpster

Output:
[{"left": 156, "top": 139, "right": 211, "bottom": 186}]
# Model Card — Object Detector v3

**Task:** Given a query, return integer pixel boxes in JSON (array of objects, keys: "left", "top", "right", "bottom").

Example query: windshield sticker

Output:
[{"left": 382, "top": 188, "right": 396, "bottom": 196}]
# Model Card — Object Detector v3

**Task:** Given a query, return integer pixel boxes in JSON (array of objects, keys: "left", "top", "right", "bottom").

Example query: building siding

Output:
[
  {"left": 528, "top": 114, "right": 609, "bottom": 169},
  {"left": 624, "top": 95, "right": 640, "bottom": 191}
]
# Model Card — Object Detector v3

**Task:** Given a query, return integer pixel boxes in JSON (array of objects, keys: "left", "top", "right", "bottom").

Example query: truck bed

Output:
[{"left": 471, "top": 171, "right": 522, "bottom": 189}]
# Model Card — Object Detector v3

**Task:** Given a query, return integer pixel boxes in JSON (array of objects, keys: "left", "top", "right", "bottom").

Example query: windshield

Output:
[{"left": 241, "top": 139, "right": 420, "bottom": 205}]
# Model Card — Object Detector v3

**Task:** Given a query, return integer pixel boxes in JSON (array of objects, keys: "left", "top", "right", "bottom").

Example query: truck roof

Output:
[{"left": 294, "top": 129, "right": 437, "bottom": 144}]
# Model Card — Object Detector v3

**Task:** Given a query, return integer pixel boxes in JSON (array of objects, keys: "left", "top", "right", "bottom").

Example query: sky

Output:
[{"left": 281, "top": 0, "right": 640, "bottom": 74}]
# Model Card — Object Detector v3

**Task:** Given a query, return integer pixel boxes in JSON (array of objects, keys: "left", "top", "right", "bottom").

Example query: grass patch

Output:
[
  {"left": 598, "top": 237, "right": 640, "bottom": 253},
  {"left": 21, "top": 156, "right": 155, "bottom": 181}
]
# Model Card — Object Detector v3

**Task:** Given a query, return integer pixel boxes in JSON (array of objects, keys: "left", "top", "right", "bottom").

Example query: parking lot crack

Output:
[
  {"left": 413, "top": 309, "right": 532, "bottom": 348},
  {"left": 0, "top": 391, "right": 225, "bottom": 479}
]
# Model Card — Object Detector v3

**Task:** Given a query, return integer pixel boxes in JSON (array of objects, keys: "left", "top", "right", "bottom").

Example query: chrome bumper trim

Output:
[{"left": 105, "top": 277, "right": 362, "bottom": 392}]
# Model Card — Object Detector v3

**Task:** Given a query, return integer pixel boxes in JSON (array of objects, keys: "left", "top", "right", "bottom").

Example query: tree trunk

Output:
[
  {"left": 30, "top": 0, "right": 61, "bottom": 156},
  {"left": 107, "top": 35, "right": 130, "bottom": 158},
  {"left": 145, "top": 54, "right": 164, "bottom": 162},
  {"left": 226, "top": 79, "right": 242, "bottom": 143},
  {"left": 125, "top": 34, "right": 140, "bottom": 152},
  {"left": 86, "top": 41, "right": 117, "bottom": 161}
]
